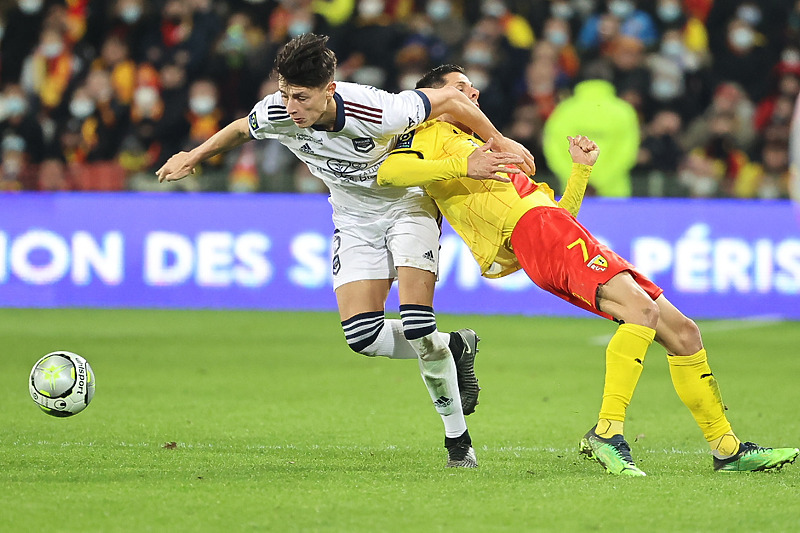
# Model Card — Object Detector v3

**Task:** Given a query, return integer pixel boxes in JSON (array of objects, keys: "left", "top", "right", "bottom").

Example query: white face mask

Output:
[
  {"left": 18, "top": 0, "right": 44, "bottom": 15},
  {"left": 120, "top": 5, "right": 142, "bottom": 24},
  {"left": 134, "top": 86, "right": 159, "bottom": 110},
  {"left": 729, "top": 27, "right": 755, "bottom": 51},
  {"left": 660, "top": 39, "right": 684, "bottom": 58},
  {"left": 40, "top": 41, "right": 64, "bottom": 59},
  {"left": 551, "top": 2, "right": 573, "bottom": 19},
  {"left": 736, "top": 4, "right": 762, "bottom": 26},
  {"left": 426, "top": 0, "right": 451, "bottom": 21},
  {"left": 657, "top": 2, "right": 682, "bottom": 23},
  {"left": 463, "top": 46, "right": 493, "bottom": 66},
  {"left": 5, "top": 95, "right": 28, "bottom": 116},
  {"left": 608, "top": 0, "right": 634, "bottom": 19},
  {"left": 358, "top": 0, "right": 384, "bottom": 18},
  {"left": 546, "top": 30, "right": 569, "bottom": 47},
  {"left": 481, "top": 0, "right": 506, "bottom": 18},
  {"left": 70, "top": 98, "right": 95, "bottom": 119},
  {"left": 288, "top": 20, "right": 312, "bottom": 38},
  {"left": 189, "top": 95, "right": 216, "bottom": 116},
  {"left": 466, "top": 69, "right": 489, "bottom": 91}
]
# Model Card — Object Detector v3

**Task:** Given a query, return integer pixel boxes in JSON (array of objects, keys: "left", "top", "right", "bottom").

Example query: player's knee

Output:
[
  {"left": 674, "top": 315, "right": 703, "bottom": 355},
  {"left": 624, "top": 295, "right": 659, "bottom": 329},
  {"left": 341, "top": 311, "right": 384, "bottom": 357}
]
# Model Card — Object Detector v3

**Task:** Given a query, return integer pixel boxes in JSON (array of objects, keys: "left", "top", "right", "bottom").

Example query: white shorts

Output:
[{"left": 331, "top": 201, "right": 441, "bottom": 290}]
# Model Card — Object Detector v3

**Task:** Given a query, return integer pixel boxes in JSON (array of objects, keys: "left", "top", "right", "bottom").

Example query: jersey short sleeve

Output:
[
  {"left": 247, "top": 91, "right": 291, "bottom": 139},
  {"left": 378, "top": 89, "right": 431, "bottom": 136}
]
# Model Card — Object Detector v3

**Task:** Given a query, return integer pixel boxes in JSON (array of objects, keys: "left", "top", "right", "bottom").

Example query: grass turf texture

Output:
[{"left": 1, "top": 309, "right": 799, "bottom": 532}]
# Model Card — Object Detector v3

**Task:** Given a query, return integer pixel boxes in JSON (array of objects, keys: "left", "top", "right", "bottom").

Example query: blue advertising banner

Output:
[{"left": 1, "top": 194, "right": 798, "bottom": 319}]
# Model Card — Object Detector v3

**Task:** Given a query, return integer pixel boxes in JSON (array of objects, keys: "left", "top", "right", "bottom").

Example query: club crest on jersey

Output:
[
  {"left": 352, "top": 137, "right": 375, "bottom": 153},
  {"left": 248, "top": 111, "right": 258, "bottom": 130},
  {"left": 587, "top": 254, "right": 608, "bottom": 271},
  {"left": 395, "top": 130, "right": 416, "bottom": 150}
]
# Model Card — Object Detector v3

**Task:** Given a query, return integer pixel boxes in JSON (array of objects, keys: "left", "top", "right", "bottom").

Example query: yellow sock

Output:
[
  {"left": 667, "top": 349, "right": 737, "bottom": 450},
  {"left": 597, "top": 323, "right": 656, "bottom": 433},
  {"left": 596, "top": 419, "right": 625, "bottom": 439},
  {"left": 709, "top": 432, "right": 742, "bottom": 458}
]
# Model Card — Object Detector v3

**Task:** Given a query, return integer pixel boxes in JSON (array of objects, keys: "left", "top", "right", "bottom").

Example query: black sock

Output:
[
  {"left": 448, "top": 332, "right": 464, "bottom": 364},
  {"left": 445, "top": 429, "right": 471, "bottom": 448}
]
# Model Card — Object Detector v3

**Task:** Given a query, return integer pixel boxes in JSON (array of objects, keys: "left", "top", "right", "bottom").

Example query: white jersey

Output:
[{"left": 248, "top": 81, "right": 432, "bottom": 214}]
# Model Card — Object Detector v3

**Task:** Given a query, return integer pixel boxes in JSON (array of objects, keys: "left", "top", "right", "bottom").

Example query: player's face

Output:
[
  {"left": 278, "top": 78, "right": 336, "bottom": 128},
  {"left": 441, "top": 72, "right": 480, "bottom": 107}
]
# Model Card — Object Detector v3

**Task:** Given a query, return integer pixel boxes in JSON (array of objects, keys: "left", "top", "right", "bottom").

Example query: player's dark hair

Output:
[
  {"left": 415, "top": 64, "right": 467, "bottom": 89},
  {"left": 274, "top": 33, "right": 337, "bottom": 88}
]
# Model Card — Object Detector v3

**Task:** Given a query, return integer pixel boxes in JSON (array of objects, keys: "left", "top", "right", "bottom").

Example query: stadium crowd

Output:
[{"left": 0, "top": 0, "right": 798, "bottom": 198}]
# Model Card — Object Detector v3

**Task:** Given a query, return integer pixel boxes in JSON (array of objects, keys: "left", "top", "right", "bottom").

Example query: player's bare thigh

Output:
[
  {"left": 596, "top": 271, "right": 659, "bottom": 328},
  {"left": 335, "top": 279, "right": 393, "bottom": 321}
]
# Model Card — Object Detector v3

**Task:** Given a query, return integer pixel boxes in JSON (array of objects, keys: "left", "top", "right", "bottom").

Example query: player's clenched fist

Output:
[
  {"left": 567, "top": 135, "right": 599, "bottom": 166},
  {"left": 155, "top": 152, "right": 196, "bottom": 183}
]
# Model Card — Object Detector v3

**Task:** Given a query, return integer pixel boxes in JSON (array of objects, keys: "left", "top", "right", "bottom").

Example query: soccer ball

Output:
[{"left": 29, "top": 351, "right": 95, "bottom": 417}]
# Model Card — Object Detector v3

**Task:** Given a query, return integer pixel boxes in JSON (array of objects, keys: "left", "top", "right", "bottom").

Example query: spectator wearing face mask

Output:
[
  {"left": 577, "top": 0, "right": 658, "bottom": 54},
  {"left": 1, "top": 0, "right": 46, "bottom": 84},
  {"left": 540, "top": 16, "right": 581, "bottom": 84},
  {"left": 0, "top": 84, "right": 45, "bottom": 164},
  {"left": 0, "top": 134, "right": 32, "bottom": 191},
  {"left": 709, "top": 18, "right": 772, "bottom": 102},
  {"left": 20, "top": 27, "right": 78, "bottom": 112},
  {"left": 91, "top": 35, "right": 137, "bottom": 105}
]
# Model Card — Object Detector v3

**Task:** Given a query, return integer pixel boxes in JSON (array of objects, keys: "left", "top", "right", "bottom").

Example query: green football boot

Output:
[
  {"left": 579, "top": 425, "right": 647, "bottom": 476},
  {"left": 714, "top": 442, "right": 799, "bottom": 472}
]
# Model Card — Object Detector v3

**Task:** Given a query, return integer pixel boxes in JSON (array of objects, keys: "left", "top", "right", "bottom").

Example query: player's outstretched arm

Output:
[
  {"left": 419, "top": 87, "right": 536, "bottom": 175},
  {"left": 559, "top": 135, "right": 599, "bottom": 217},
  {"left": 156, "top": 117, "right": 252, "bottom": 182}
]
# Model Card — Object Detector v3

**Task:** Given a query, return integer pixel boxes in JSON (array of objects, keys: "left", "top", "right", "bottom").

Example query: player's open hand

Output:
[
  {"left": 155, "top": 151, "right": 196, "bottom": 183},
  {"left": 568, "top": 135, "right": 599, "bottom": 166},
  {"left": 489, "top": 135, "right": 536, "bottom": 175},
  {"left": 466, "top": 138, "right": 524, "bottom": 182}
]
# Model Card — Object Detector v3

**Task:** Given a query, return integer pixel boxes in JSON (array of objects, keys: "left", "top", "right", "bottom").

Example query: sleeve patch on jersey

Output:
[
  {"left": 352, "top": 137, "right": 376, "bottom": 153},
  {"left": 248, "top": 111, "right": 258, "bottom": 131},
  {"left": 395, "top": 130, "right": 416, "bottom": 150}
]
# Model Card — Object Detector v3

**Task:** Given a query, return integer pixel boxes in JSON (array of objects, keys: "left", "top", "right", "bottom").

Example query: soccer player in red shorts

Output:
[{"left": 378, "top": 64, "right": 799, "bottom": 475}]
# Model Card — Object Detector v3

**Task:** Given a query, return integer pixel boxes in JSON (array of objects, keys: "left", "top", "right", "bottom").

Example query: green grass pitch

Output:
[{"left": 1, "top": 309, "right": 799, "bottom": 532}]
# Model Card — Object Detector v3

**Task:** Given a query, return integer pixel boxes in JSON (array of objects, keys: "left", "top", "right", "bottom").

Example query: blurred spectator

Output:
[
  {"left": 540, "top": 16, "right": 581, "bottom": 84},
  {"left": 208, "top": 11, "right": 272, "bottom": 116},
  {"left": 108, "top": 0, "right": 156, "bottom": 62},
  {"left": 679, "top": 110, "right": 752, "bottom": 197},
  {"left": 543, "top": 77, "right": 640, "bottom": 197},
  {"left": 708, "top": 5, "right": 777, "bottom": 102},
  {"left": 67, "top": 68, "right": 129, "bottom": 162},
  {"left": 577, "top": 0, "right": 658, "bottom": 55},
  {"left": 38, "top": 157, "right": 70, "bottom": 191},
  {"left": 1, "top": 0, "right": 47, "bottom": 84},
  {"left": 0, "top": 83, "right": 46, "bottom": 163},
  {"left": 92, "top": 35, "right": 137, "bottom": 105},
  {"left": 734, "top": 141, "right": 791, "bottom": 199},
  {"left": 20, "top": 26, "right": 78, "bottom": 112},
  {"left": 426, "top": 0, "right": 469, "bottom": 52},
  {"left": 337, "top": 0, "right": 407, "bottom": 85},
  {"left": 516, "top": 44, "right": 559, "bottom": 123},
  {"left": 1, "top": 134, "right": 31, "bottom": 191},
  {"left": 634, "top": 108, "right": 686, "bottom": 196},
  {"left": 683, "top": 82, "right": 756, "bottom": 154}
]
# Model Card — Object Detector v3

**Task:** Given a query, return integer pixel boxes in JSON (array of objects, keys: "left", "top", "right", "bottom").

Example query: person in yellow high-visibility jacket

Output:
[{"left": 377, "top": 64, "right": 799, "bottom": 477}]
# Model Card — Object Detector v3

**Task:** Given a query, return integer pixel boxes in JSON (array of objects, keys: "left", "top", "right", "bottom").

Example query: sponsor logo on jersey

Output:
[
  {"left": 423, "top": 250, "right": 434, "bottom": 262},
  {"left": 248, "top": 112, "right": 258, "bottom": 130},
  {"left": 299, "top": 143, "right": 314, "bottom": 154},
  {"left": 395, "top": 130, "right": 416, "bottom": 150},
  {"left": 407, "top": 117, "right": 416, "bottom": 132},
  {"left": 351, "top": 137, "right": 375, "bottom": 153},
  {"left": 587, "top": 254, "right": 608, "bottom": 271},
  {"left": 296, "top": 132, "right": 322, "bottom": 144}
]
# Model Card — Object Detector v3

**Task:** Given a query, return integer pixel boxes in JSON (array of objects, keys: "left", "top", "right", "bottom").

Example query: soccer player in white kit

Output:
[{"left": 156, "top": 34, "right": 533, "bottom": 467}]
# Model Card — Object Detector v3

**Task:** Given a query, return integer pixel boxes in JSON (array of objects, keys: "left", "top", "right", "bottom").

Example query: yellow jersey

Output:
[{"left": 377, "top": 120, "right": 591, "bottom": 278}]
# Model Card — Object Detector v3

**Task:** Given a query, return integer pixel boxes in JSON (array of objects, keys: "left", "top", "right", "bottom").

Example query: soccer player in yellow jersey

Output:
[{"left": 377, "top": 64, "right": 799, "bottom": 476}]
